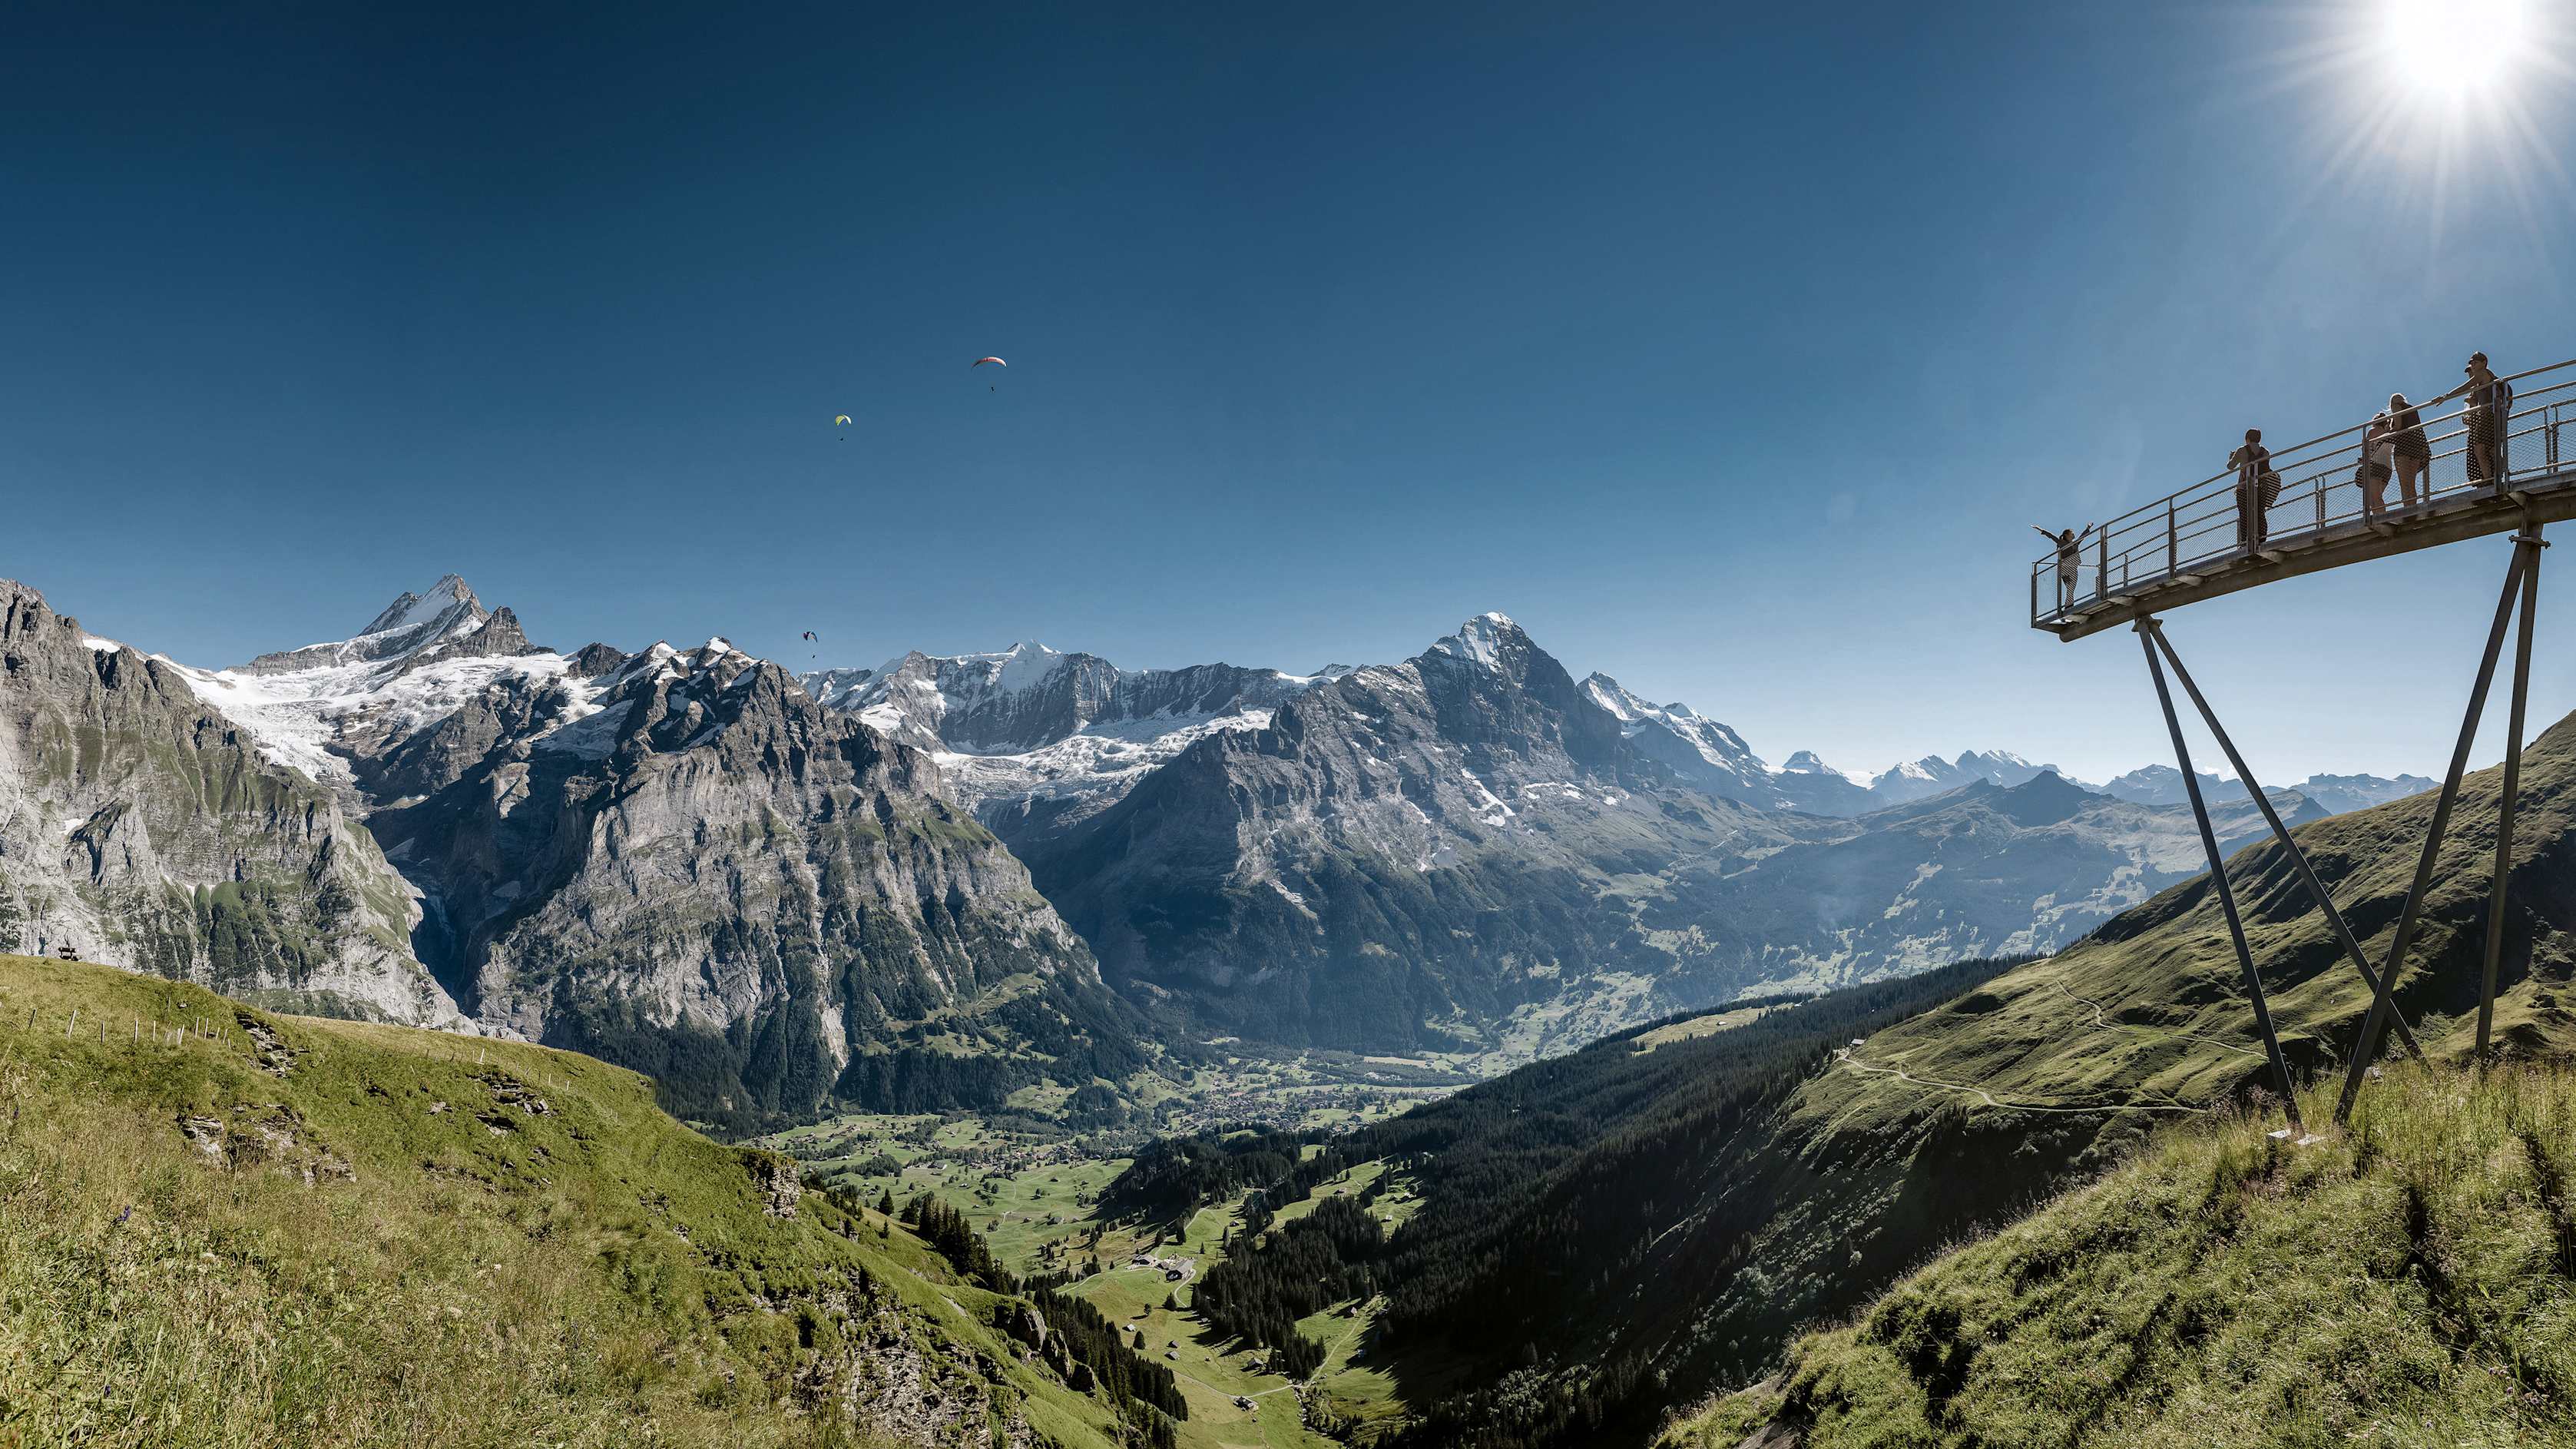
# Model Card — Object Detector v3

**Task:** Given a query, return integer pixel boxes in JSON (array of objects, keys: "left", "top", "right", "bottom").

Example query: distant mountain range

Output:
[
  {"left": 801, "top": 635, "right": 2429, "bottom": 832},
  {"left": 803, "top": 611, "right": 2358, "bottom": 1053},
  {"left": 2094, "top": 762, "right": 2437, "bottom": 811},
  {"left": 0, "top": 574, "right": 2440, "bottom": 1126}
]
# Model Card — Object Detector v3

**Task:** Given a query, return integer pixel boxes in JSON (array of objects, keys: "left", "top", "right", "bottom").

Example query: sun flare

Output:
[{"left": 2381, "top": 0, "right": 2531, "bottom": 98}]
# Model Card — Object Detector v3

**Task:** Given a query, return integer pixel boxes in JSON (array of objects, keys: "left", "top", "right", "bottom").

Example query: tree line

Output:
[
  {"left": 880, "top": 1191, "right": 1187, "bottom": 1444},
  {"left": 1193, "top": 1195, "right": 1386, "bottom": 1379}
]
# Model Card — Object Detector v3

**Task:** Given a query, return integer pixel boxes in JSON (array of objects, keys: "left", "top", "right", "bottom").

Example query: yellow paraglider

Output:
[{"left": 833, "top": 414, "right": 852, "bottom": 442}]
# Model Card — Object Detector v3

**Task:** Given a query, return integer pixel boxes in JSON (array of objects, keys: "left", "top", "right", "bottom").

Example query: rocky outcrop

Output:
[
  {"left": 176, "top": 1102, "right": 356, "bottom": 1185},
  {"left": 745, "top": 1150, "right": 803, "bottom": 1219},
  {"left": 0, "top": 579, "right": 452, "bottom": 1023},
  {"left": 830, "top": 1303, "right": 1041, "bottom": 1449}
]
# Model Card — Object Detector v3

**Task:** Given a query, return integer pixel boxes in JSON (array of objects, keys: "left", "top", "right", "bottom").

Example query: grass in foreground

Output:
[
  {"left": 1660, "top": 1058, "right": 2576, "bottom": 1449},
  {"left": 0, "top": 957, "right": 1132, "bottom": 1449}
]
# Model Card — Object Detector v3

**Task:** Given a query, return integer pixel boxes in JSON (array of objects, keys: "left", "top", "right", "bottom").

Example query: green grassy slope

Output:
[
  {"left": 1656, "top": 712, "right": 2576, "bottom": 1389},
  {"left": 0, "top": 956, "right": 1145, "bottom": 1449},
  {"left": 1798, "top": 711, "right": 2576, "bottom": 1138},
  {"left": 1660, "top": 1059, "right": 2576, "bottom": 1448},
  {"left": 1197, "top": 713, "right": 2576, "bottom": 1448},
  {"left": 1641, "top": 710, "right": 2576, "bottom": 1386}
]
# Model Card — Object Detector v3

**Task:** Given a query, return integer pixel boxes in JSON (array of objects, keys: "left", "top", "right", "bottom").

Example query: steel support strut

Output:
[
  {"left": 2478, "top": 526, "right": 2548, "bottom": 1066},
  {"left": 2335, "top": 540, "right": 2535, "bottom": 1124},
  {"left": 2143, "top": 620, "right": 2425, "bottom": 1063},
  {"left": 2138, "top": 621, "right": 2305, "bottom": 1133}
]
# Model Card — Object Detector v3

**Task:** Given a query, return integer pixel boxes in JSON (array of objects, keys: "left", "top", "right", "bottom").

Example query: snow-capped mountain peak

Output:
[
  {"left": 1428, "top": 612, "right": 1525, "bottom": 671},
  {"left": 362, "top": 574, "right": 478, "bottom": 638},
  {"left": 994, "top": 641, "right": 1066, "bottom": 695},
  {"left": 1579, "top": 673, "right": 1647, "bottom": 723},
  {"left": 1575, "top": 671, "right": 1779, "bottom": 803},
  {"left": 1861, "top": 748, "right": 2064, "bottom": 806},
  {"left": 169, "top": 575, "right": 556, "bottom": 787},
  {"left": 239, "top": 575, "right": 500, "bottom": 677}
]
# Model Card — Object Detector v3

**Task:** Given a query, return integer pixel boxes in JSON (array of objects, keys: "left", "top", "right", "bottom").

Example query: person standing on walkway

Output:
[
  {"left": 2228, "top": 429, "right": 2275, "bottom": 551},
  {"left": 2032, "top": 523, "right": 2094, "bottom": 613},
  {"left": 2438, "top": 352, "right": 2512, "bottom": 488},
  {"left": 2357, "top": 410, "right": 2394, "bottom": 519},
  {"left": 2386, "top": 392, "right": 2430, "bottom": 509}
]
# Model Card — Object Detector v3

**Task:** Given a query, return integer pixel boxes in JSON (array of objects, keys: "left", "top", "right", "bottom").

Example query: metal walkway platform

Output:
[
  {"left": 2034, "top": 357, "right": 2576, "bottom": 640},
  {"left": 2027, "top": 352, "right": 2575, "bottom": 1133}
]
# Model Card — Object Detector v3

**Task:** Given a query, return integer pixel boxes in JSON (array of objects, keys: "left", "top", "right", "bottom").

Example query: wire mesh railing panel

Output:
[{"left": 2032, "top": 360, "right": 2576, "bottom": 626}]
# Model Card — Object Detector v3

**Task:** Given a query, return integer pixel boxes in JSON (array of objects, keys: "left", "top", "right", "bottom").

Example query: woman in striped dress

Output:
[{"left": 2386, "top": 393, "right": 2430, "bottom": 509}]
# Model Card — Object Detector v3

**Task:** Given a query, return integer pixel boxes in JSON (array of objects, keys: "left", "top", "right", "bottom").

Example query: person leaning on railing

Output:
[
  {"left": 2356, "top": 410, "right": 2395, "bottom": 519},
  {"left": 2386, "top": 392, "right": 2430, "bottom": 509},
  {"left": 2227, "top": 428, "right": 2279, "bottom": 551},
  {"left": 2434, "top": 351, "right": 2513, "bottom": 488}
]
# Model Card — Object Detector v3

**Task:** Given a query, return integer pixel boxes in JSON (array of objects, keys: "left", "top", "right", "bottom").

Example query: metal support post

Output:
[
  {"left": 2336, "top": 542, "right": 2531, "bottom": 1123},
  {"left": 2478, "top": 526, "right": 2548, "bottom": 1065},
  {"left": 2144, "top": 620, "right": 2423, "bottom": 1063},
  {"left": 2138, "top": 620, "right": 2305, "bottom": 1133}
]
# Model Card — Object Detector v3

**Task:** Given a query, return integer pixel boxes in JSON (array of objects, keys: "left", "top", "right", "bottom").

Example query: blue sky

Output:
[{"left": 4, "top": 2, "right": 2571, "bottom": 783}]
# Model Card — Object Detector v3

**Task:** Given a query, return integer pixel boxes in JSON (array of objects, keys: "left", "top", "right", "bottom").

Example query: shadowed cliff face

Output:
[
  {"left": 0, "top": 579, "right": 450, "bottom": 1023},
  {"left": 359, "top": 640, "right": 1139, "bottom": 1133}
]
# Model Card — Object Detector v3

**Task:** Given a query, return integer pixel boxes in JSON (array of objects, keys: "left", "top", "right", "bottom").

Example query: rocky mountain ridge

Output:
[
  {"left": 801, "top": 645, "right": 1321, "bottom": 847},
  {"left": 15, "top": 577, "right": 1135, "bottom": 1131},
  {"left": 10, "top": 574, "right": 2452, "bottom": 1120},
  {"left": 806, "top": 622, "right": 2433, "bottom": 832},
  {"left": 0, "top": 579, "right": 452, "bottom": 1023},
  {"left": 2097, "top": 761, "right": 2436, "bottom": 812},
  {"left": 1010, "top": 612, "right": 2318, "bottom": 1052}
]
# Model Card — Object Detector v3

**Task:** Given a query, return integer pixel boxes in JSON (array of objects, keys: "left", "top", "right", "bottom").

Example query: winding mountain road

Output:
[{"left": 2045, "top": 975, "right": 2263, "bottom": 1060}]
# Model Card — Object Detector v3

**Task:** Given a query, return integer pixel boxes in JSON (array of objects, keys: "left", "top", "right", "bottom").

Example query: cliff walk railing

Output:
[{"left": 2033, "top": 356, "right": 2576, "bottom": 640}]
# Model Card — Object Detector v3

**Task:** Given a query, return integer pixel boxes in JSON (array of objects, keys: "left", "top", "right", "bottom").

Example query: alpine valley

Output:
[
  {"left": 2, "top": 575, "right": 2438, "bottom": 1131},
  {"left": 3, "top": 571, "right": 2549, "bottom": 1449}
]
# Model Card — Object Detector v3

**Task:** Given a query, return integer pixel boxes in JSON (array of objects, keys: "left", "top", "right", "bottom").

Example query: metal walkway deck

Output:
[{"left": 2034, "top": 357, "right": 2576, "bottom": 641}]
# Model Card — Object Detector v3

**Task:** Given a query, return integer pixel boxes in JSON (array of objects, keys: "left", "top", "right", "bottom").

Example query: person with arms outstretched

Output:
[{"left": 2034, "top": 523, "right": 2094, "bottom": 614}]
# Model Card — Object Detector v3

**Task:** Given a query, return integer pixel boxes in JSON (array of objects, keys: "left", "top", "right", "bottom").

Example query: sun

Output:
[
  {"left": 2380, "top": 0, "right": 2531, "bottom": 98},
  {"left": 2276, "top": 0, "right": 2571, "bottom": 237}
]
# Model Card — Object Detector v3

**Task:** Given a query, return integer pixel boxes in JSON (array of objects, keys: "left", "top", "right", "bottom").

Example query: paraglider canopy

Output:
[
  {"left": 972, "top": 356, "right": 1007, "bottom": 368},
  {"left": 833, "top": 415, "right": 852, "bottom": 426},
  {"left": 801, "top": 631, "right": 818, "bottom": 642}
]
